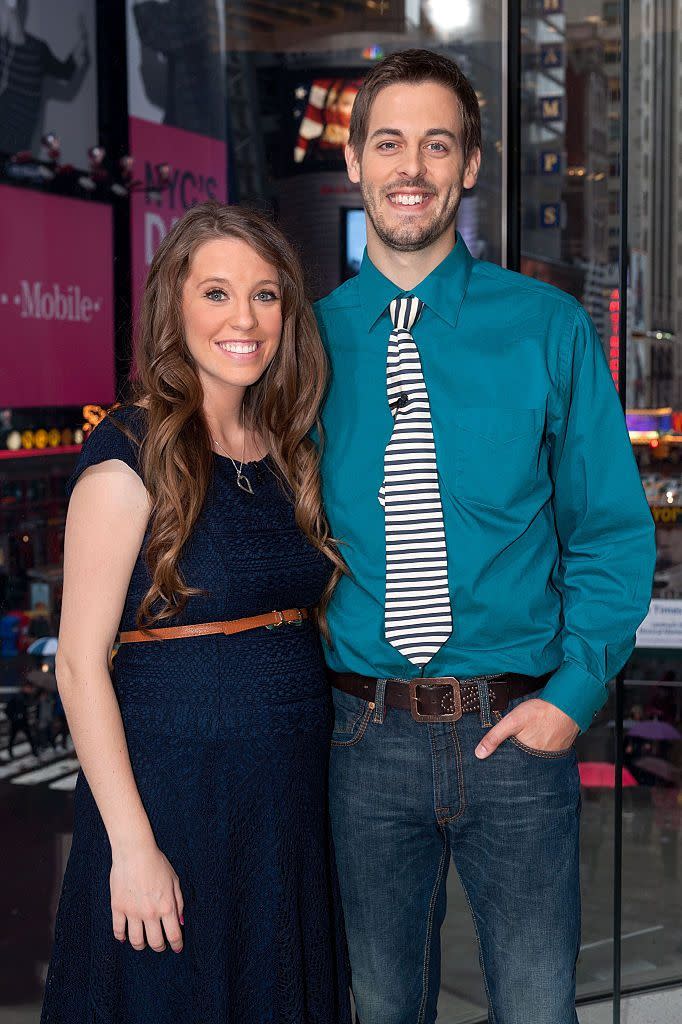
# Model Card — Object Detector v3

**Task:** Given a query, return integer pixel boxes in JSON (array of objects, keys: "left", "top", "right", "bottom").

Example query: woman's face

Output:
[{"left": 181, "top": 236, "right": 283, "bottom": 396}]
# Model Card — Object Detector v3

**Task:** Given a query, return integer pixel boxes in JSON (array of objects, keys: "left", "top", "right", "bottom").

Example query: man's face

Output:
[
  {"left": 4, "top": 0, "right": 28, "bottom": 26},
  {"left": 346, "top": 81, "right": 480, "bottom": 253}
]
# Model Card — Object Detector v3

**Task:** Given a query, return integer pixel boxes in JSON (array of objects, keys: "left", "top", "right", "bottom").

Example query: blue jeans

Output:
[{"left": 329, "top": 681, "right": 581, "bottom": 1024}]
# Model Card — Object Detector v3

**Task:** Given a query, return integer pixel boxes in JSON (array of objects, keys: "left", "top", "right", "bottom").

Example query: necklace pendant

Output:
[{"left": 237, "top": 472, "right": 254, "bottom": 494}]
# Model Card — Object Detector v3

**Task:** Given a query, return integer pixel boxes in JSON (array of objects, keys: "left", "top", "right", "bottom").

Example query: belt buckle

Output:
[
  {"left": 408, "top": 677, "right": 462, "bottom": 723},
  {"left": 265, "top": 610, "right": 285, "bottom": 630}
]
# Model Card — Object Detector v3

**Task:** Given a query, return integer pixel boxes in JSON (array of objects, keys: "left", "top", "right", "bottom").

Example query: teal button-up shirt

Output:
[{"left": 314, "top": 233, "right": 656, "bottom": 732}]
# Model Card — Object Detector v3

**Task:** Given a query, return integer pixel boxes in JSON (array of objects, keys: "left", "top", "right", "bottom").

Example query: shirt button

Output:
[{"left": 398, "top": 393, "right": 409, "bottom": 408}]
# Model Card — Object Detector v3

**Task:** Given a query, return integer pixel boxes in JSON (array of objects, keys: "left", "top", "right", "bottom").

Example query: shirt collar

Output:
[{"left": 357, "top": 230, "right": 474, "bottom": 332}]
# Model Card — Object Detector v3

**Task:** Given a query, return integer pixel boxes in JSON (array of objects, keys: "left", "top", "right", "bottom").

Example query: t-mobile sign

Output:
[{"left": 0, "top": 186, "right": 115, "bottom": 408}]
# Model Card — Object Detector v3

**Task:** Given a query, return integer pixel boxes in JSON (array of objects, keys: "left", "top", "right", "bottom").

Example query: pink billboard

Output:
[
  {"left": 0, "top": 186, "right": 115, "bottom": 409},
  {"left": 129, "top": 117, "right": 228, "bottom": 314}
]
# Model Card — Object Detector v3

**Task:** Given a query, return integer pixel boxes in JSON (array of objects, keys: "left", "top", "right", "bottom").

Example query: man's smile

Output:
[{"left": 386, "top": 191, "right": 436, "bottom": 209}]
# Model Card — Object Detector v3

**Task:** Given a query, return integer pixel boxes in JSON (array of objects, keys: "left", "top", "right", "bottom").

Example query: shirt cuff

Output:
[{"left": 539, "top": 660, "right": 610, "bottom": 733}]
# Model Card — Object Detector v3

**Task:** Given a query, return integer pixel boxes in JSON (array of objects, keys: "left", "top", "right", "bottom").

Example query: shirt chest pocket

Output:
[{"left": 440, "top": 406, "right": 546, "bottom": 510}]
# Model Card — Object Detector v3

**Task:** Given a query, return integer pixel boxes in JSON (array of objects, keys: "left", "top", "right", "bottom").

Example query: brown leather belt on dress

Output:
[
  {"left": 328, "top": 669, "right": 553, "bottom": 725},
  {"left": 118, "top": 608, "right": 308, "bottom": 644}
]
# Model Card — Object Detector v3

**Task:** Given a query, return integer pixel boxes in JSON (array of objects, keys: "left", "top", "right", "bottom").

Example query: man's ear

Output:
[
  {"left": 463, "top": 147, "right": 481, "bottom": 191},
  {"left": 345, "top": 142, "right": 361, "bottom": 184}
]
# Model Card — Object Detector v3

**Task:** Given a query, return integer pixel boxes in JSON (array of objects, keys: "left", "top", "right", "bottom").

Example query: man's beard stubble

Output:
[{"left": 360, "top": 175, "right": 463, "bottom": 253}]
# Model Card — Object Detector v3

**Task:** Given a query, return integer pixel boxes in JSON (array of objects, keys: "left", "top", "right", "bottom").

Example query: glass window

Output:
[
  {"left": 521, "top": 0, "right": 663, "bottom": 1003},
  {"left": 624, "top": 0, "right": 682, "bottom": 991}
]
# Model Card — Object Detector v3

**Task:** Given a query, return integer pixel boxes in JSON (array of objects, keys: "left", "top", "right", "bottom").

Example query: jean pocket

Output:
[
  {"left": 490, "top": 687, "right": 576, "bottom": 759},
  {"left": 330, "top": 688, "right": 373, "bottom": 748}
]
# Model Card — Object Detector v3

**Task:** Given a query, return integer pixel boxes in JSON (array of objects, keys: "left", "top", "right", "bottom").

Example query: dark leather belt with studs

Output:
[{"left": 328, "top": 669, "right": 553, "bottom": 724}]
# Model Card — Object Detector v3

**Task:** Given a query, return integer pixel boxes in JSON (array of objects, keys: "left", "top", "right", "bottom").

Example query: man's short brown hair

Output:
[{"left": 348, "top": 48, "right": 482, "bottom": 161}]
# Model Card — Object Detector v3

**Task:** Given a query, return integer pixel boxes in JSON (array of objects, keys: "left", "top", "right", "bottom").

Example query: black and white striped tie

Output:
[{"left": 379, "top": 296, "right": 453, "bottom": 666}]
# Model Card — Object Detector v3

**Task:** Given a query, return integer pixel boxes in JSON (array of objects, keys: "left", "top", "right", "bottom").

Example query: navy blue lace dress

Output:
[{"left": 41, "top": 406, "right": 351, "bottom": 1024}]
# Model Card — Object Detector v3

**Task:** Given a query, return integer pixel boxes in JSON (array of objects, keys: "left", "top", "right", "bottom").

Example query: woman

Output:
[{"left": 41, "top": 202, "right": 350, "bottom": 1023}]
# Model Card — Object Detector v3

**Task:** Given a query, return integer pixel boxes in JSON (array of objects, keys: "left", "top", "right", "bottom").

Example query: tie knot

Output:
[{"left": 389, "top": 295, "right": 423, "bottom": 332}]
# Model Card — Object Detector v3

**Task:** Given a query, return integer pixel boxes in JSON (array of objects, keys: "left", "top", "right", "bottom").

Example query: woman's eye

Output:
[
  {"left": 205, "top": 288, "right": 226, "bottom": 301},
  {"left": 255, "top": 290, "right": 278, "bottom": 302}
]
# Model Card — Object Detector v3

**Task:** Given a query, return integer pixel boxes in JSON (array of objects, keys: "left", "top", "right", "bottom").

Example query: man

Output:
[
  {"left": 6, "top": 679, "right": 38, "bottom": 759},
  {"left": 314, "top": 49, "right": 655, "bottom": 1024}
]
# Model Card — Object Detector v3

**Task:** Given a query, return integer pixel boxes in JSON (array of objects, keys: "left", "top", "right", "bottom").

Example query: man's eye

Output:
[
  {"left": 378, "top": 142, "right": 397, "bottom": 151},
  {"left": 205, "top": 288, "right": 226, "bottom": 301},
  {"left": 427, "top": 142, "right": 447, "bottom": 152}
]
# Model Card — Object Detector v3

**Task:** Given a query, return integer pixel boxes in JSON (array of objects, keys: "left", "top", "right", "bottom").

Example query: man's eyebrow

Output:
[
  {"left": 369, "top": 128, "right": 404, "bottom": 140},
  {"left": 424, "top": 127, "right": 458, "bottom": 143},
  {"left": 369, "top": 127, "right": 459, "bottom": 142}
]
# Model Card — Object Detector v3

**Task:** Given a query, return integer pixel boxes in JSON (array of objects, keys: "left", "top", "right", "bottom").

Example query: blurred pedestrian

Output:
[
  {"left": 28, "top": 602, "right": 52, "bottom": 640},
  {"left": 36, "top": 687, "right": 55, "bottom": 752},
  {"left": 6, "top": 678, "right": 38, "bottom": 758},
  {"left": 51, "top": 690, "right": 69, "bottom": 749}
]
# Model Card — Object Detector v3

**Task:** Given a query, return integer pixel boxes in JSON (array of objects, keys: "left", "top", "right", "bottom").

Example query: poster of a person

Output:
[
  {"left": 294, "top": 78, "right": 362, "bottom": 164},
  {"left": 127, "top": 0, "right": 225, "bottom": 140},
  {"left": 0, "top": 0, "right": 96, "bottom": 165}
]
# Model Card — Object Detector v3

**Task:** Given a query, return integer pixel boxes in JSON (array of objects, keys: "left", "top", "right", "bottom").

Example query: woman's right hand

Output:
[{"left": 110, "top": 841, "right": 184, "bottom": 953}]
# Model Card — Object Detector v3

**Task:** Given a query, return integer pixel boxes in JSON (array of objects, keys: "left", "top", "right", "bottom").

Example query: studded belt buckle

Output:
[{"left": 408, "top": 677, "right": 462, "bottom": 723}]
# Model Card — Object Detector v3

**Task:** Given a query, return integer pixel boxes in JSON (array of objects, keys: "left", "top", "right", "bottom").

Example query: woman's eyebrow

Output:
[{"left": 197, "top": 277, "right": 279, "bottom": 287}]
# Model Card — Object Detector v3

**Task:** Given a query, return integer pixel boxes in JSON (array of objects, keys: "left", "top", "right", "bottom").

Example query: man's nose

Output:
[{"left": 396, "top": 144, "right": 426, "bottom": 181}]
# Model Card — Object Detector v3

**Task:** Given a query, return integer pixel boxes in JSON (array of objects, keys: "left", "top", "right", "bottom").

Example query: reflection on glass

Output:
[
  {"left": 520, "top": 0, "right": 681, "bottom": 1003},
  {"left": 620, "top": 672, "right": 682, "bottom": 990},
  {"left": 521, "top": 0, "right": 616, "bottom": 379},
  {"left": 574, "top": 694, "right": 616, "bottom": 1000},
  {"left": 624, "top": 0, "right": 682, "bottom": 993},
  {"left": 520, "top": 3, "right": 621, "bottom": 998}
]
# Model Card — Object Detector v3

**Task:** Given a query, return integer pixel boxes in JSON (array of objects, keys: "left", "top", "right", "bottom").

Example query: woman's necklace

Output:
[{"left": 211, "top": 408, "right": 255, "bottom": 495}]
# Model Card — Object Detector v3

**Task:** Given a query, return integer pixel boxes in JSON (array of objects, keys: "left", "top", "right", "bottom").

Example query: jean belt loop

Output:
[
  {"left": 477, "top": 679, "right": 493, "bottom": 728},
  {"left": 373, "top": 678, "right": 388, "bottom": 724}
]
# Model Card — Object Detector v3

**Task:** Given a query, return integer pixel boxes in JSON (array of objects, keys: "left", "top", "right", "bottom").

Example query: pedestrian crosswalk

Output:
[
  {"left": 13, "top": 757, "right": 80, "bottom": 786},
  {"left": 49, "top": 770, "right": 81, "bottom": 791},
  {"left": 0, "top": 740, "right": 80, "bottom": 790},
  {"left": 0, "top": 743, "right": 40, "bottom": 779}
]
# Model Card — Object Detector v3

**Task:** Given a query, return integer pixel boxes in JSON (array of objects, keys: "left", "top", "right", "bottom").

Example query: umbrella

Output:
[
  {"left": 633, "top": 757, "right": 680, "bottom": 783},
  {"left": 27, "top": 636, "right": 58, "bottom": 656},
  {"left": 627, "top": 720, "right": 681, "bottom": 741},
  {"left": 578, "top": 762, "right": 638, "bottom": 788}
]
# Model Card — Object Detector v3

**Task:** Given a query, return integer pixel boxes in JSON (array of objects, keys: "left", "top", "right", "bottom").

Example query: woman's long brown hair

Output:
[{"left": 121, "top": 201, "right": 344, "bottom": 639}]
